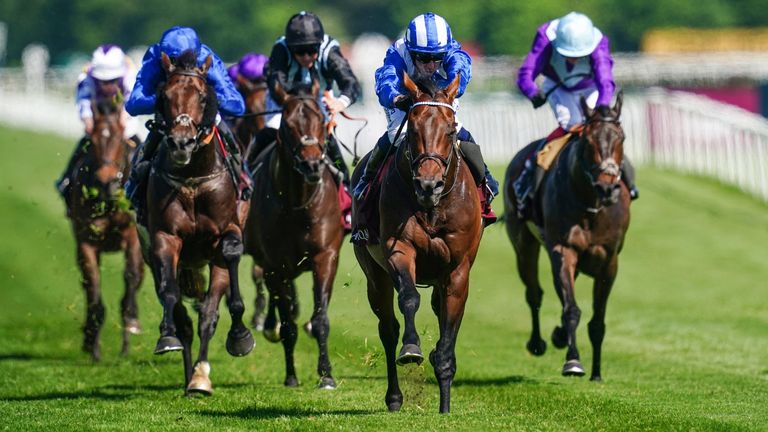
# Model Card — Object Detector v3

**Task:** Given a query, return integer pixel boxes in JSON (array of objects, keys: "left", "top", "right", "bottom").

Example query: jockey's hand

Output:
[
  {"left": 394, "top": 95, "right": 413, "bottom": 112},
  {"left": 322, "top": 94, "right": 347, "bottom": 116},
  {"left": 83, "top": 117, "right": 94, "bottom": 135},
  {"left": 531, "top": 92, "right": 547, "bottom": 109}
]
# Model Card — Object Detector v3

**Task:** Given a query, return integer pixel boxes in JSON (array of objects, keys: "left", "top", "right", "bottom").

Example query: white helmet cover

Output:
[
  {"left": 90, "top": 44, "right": 127, "bottom": 81},
  {"left": 553, "top": 12, "right": 603, "bottom": 58}
]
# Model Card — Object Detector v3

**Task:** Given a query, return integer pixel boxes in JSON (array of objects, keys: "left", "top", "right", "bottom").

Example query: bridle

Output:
[
  {"left": 277, "top": 95, "right": 328, "bottom": 181},
  {"left": 403, "top": 101, "right": 460, "bottom": 198},
  {"left": 158, "top": 70, "right": 212, "bottom": 153},
  {"left": 576, "top": 113, "right": 624, "bottom": 213}
]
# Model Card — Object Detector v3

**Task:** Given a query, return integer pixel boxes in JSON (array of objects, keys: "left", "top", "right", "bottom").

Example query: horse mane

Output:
[
  {"left": 411, "top": 75, "right": 441, "bottom": 99},
  {"left": 286, "top": 82, "right": 315, "bottom": 98},
  {"left": 173, "top": 49, "right": 198, "bottom": 70}
]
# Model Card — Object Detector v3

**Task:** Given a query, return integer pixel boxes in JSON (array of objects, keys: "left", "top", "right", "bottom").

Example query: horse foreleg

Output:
[
  {"left": 388, "top": 248, "right": 422, "bottom": 365},
  {"left": 150, "top": 233, "right": 183, "bottom": 354},
  {"left": 268, "top": 273, "right": 299, "bottom": 387},
  {"left": 250, "top": 263, "right": 267, "bottom": 331},
  {"left": 172, "top": 301, "right": 194, "bottom": 394},
  {"left": 589, "top": 256, "right": 618, "bottom": 381},
  {"left": 222, "top": 232, "right": 254, "bottom": 357},
  {"left": 515, "top": 228, "right": 546, "bottom": 356},
  {"left": 120, "top": 229, "right": 144, "bottom": 356},
  {"left": 77, "top": 243, "right": 104, "bottom": 362},
  {"left": 549, "top": 245, "right": 584, "bottom": 376},
  {"left": 430, "top": 268, "right": 469, "bottom": 414},
  {"left": 309, "top": 248, "right": 339, "bottom": 389},
  {"left": 189, "top": 266, "right": 226, "bottom": 396}
]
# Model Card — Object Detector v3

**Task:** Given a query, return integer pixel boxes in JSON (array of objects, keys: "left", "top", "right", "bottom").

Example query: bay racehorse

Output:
[
  {"left": 232, "top": 75, "right": 268, "bottom": 153},
  {"left": 351, "top": 74, "right": 482, "bottom": 413},
  {"left": 143, "top": 51, "right": 254, "bottom": 395},
  {"left": 67, "top": 98, "right": 144, "bottom": 361},
  {"left": 243, "top": 78, "right": 343, "bottom": 389},
  {"left": 503, "top": 92, "right": 630, "bottom": 380}
]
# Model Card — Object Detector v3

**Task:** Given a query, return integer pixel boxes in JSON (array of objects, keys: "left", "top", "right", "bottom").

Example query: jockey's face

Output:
[
  {"left": 411, "top": 51, "right": 444, "bottom": 76},
  {"left": 96, "top": 78, "right": 120, "bottom": 97},
  {"left": 292, "top": 44, "right": 320, "bottom": 69},
  {"left": 566, "top": 56, "right": 586, "bottom": 65}
]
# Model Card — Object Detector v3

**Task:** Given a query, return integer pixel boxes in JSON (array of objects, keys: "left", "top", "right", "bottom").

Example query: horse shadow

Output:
[{"left": 200, "top": 405, "right": 375, "bottom": 420}]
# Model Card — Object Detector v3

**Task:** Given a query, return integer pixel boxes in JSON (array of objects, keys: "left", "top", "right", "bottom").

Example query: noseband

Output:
[{"left": 278, "top": 95, "right": 327, "bottom": 178}]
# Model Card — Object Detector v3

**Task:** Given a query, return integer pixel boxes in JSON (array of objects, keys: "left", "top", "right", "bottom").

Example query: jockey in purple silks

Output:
[
  {"left": 124, "top": 26, "right": 248, "bottom": 221},
  {"left": 55, "top": 44, "right": 139, "bottom": 204},
  {"left": 228, "top": 52, "right": 269, "bottom": 86},
  {"left": 351, "top": 12, "right": 498, "bottom": 230},
  {"left": 513, "top": 12, "right": 638, "bottom": 219}
]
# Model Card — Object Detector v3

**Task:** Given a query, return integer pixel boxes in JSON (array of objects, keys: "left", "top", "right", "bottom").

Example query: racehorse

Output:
[
  {"left": 144, "top": 51, "right": 254, "bottom": 395},
  {"left": 503, "top": 92, "right": 631, "bottom": 381},
  {"left": 243, "top": 78, "right": 343, "bottom": 389},
  {"left": 67, "top": 98, "right": 144, "bottom": 361},
  {"left": 232, "top": 75, "right": 268, "bottom": 153},
  {"left": 351, "top": 73, "right": 483, "bottom": 413}
]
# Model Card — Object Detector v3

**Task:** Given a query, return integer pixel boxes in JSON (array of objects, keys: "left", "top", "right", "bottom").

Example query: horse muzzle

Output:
[
  {"left": 297, "top": 158, "right": 325, "bottom": 184},
  {"left": 414, "top": 176, "right": 445, "bottom": 208},
  {"left": 595, "top": 182, "right": 621, "bottom": 206}
]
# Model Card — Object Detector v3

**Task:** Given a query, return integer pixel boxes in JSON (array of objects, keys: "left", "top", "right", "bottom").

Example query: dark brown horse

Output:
[
  {"left": 351, "top": 74, "right": 482, "bottom": 413},
  {"left": 243, "top": 79, "right": 343, "bottom": 389},
  {"left": 503, "top": 92, "right": 631, "bottom": 381},
  {"left": 143, "top": 51, "right": 254, "bottom": 395},
  {"left": 67, "top": 98, "right": 144, "bottom": 361},
  {"left": 232, "top": 75, "right": 268, "bottom": 152}
]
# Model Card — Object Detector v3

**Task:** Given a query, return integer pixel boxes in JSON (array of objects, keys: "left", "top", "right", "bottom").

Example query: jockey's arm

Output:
[
  {"left": 517, "top": 24, "right": 552, "bottom": 101},
  {"left": 200, "top": 45, "right": 245, "bottom": 117},
  {"left": 266, "top": 43, "right": 292, "bottom": 99},
  {"left": 126, "top": 45, "right": 164, "bottom": 116},
  {"left": 323, "top": 46, "right": 361, "bottom": 114},
  {"left": 441, "top": 41, "right": 472, "bottom": 98},
  {"left": 374, "top": 46, "right": 407, "bottom": 109},
  {"left": 590, "top": 37, "right": 616, "bottom": 107}
]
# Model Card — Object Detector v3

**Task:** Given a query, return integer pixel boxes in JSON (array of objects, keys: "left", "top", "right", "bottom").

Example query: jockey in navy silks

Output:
[
  {"left": 55, "top": 44, "right": 139, "bottom": 204},
  {"left": 125, "top": 26, "right": 247, "bottom": 219},
  {"left": 351, "top": 12, "right": 498, "bottom": 226},
  {"left": 514, "top": 12, "right": 638, "bottom": 218}
]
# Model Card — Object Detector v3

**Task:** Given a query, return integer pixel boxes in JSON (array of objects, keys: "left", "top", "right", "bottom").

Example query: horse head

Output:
[
  {"left": 90, "top": 97, "right": 127, "bottom": 197},
  {"left": 159, "top": 50, "right": 217, "bottom": 167},
  {"left": 402, "top": 72, "right": 460, "bottom": 209},
  {"left": 237, "top": 75, "right": 268, "bottom": 132},
  {"left": 579, "top": 90, "right": 625, "bottom": 207},
  {"left": 272, "top": 78, "right": 326, "bottom": 184}
]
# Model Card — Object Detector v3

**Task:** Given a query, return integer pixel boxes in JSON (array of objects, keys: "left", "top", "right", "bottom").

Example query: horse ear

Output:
[
  {"left": 161, "top": 52, "right": 174, "bottom": 74},
  {"left": 402, "top": 72, "right": 421, "bottom": 99},
  {"left": 446, "top": 73, "right": 461, "bottom": 101},
  {"left": 580, "top": 96, "right": 594, "bottom": 119},
  {"left": 273, "top": 81, "right": 288, "bottom": 105},
  {"left": 200, "top": 55, "right": 213, "bottom": 75},
  {"left": 311, "top": 76, "right": 320, "bottom": 98},
  {"left": 614, "top": 90, "right": 623, "bottom": 118}
]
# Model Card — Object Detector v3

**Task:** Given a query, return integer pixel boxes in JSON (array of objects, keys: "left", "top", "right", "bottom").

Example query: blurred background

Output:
[{"left": 1, "top": 0, "right": 767, "bottom": 201}]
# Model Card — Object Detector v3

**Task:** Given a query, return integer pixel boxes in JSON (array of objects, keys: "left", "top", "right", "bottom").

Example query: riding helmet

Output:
[
  {"left": 405, "top": 12, "right": 452, "bottom": 54},
  {"left": 285, "top": 11, "right": 324, "bottom": 47}
]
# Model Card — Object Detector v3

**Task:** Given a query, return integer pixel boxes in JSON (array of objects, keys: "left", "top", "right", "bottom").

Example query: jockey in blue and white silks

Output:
[
  {"left": 55, "top": 44, "right": 140, "bottom": 202},
  {"left": 351, "top": 12, "right": 497, "bottom": 227},
  {"left": 125, "top": 26, "right": 248, "bottom": 222}
]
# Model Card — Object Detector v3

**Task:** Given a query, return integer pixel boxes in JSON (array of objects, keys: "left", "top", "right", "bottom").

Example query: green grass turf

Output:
[{"left": 0, "top": 125, "right": 766, "bottom": 431}]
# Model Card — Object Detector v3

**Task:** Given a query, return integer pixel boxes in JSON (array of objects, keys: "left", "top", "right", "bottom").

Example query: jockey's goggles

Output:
[
  {"left": 411, "top": 52, "right": 445, "bottom": 63},
  {"left": 291, "top": 44, "right": 320, "bottom": 56}
]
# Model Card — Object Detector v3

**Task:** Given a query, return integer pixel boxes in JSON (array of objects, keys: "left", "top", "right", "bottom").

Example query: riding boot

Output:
[
  {"left": 352, "top": 132, "right": 390, "bottom": 201},
  {"left": 326, "top": 135, "right": 351, "bottom": 189},
  {"left": 514, "top": 156, "right": 537, "bottom": 220},
  {"left": 126, "top": 130, "right": 162, "bottom": 223},
  {"left": 621, "top": 156, "right": 639, "bottom": 200},
  {"left": 457, "top": 129, "right": 497, "bottom": 226},
  {"left": 245, "top": 127, "right": 278, "bottom": 171},
  {"left": 216, "top": 121, "right": 253, "bottom": 200},
  {"left": 55, "top": 136, "right": 90, "bottom": 201}
]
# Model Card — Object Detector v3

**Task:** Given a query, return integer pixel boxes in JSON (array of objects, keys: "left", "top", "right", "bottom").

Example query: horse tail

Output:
[{"left": 178, "top": 268, "right": 206, "bottom": 299}]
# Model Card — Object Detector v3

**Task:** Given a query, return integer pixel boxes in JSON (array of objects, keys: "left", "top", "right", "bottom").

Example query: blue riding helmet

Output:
[
  {"left": 159, "top": 26, "right": 201, "bottom": 59},
  {"left": 405, "top": 12, "right": 452, "bottom": 54}
]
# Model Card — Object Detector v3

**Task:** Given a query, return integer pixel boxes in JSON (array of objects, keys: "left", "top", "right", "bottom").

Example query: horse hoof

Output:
[
  {"left": 284, "top": 376, "right": 299, "bottom": 387},
  {"left": 396, "top": 344, "right": 424, "bottom": 366},
  {"left": 317, "top": 376, "right": 336, "bottom": 390},
  {"left": 125, "top": 319, "right": 142, "bottom": 335},
  {"left": 590, "top": 375, "right": 603, "bottom": 382},
  {"left": 187, "top": 362, "right": 213, "bottom": 395},
  {"left": 154, "top": 336, "right": 183, "bottom": 355},
  {"left": 303, "top": 321, "right": 314, "bottom": 338},
  {"left": 263, "top": 323, "right": 282, "bottom": 343},
  {"left": 386, "top": 393, "right": 403, "bottom": 412},
  {"left": 562, "top": 359, "right": 585, "bottom": 377},
  {"left": 226, "top": 329, "right": 255, "bottom": 357},
  {"left": 251, "top": 314, "right": 265, "bottom": 332},
  {"left": 526, "top": 338, "right": 547, "bottom": 356},
  {"left": 388, "top": 401, "right": 402, "bottom": 412},
  {"left": 551, "top": 326, "right": 568, "bottom": 349}
]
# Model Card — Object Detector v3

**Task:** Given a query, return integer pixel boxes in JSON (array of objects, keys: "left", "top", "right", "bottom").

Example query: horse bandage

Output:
[{"left": 537, "top": 133, "right": 572, "bottom": 170}]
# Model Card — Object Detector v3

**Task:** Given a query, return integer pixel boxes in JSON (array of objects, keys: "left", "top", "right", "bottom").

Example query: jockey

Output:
[
  {"left": 55, "top": 44, "right": 139, "bottom": 202},
  {"left": 351, "top": 12, "right": 498, "bottom": 225},
  {"left": 514, "top": 12, "right": 638, "bottom": 217},
  {"left": 124, "top": 26, "right": 247, "bottom": 216},
  {"left": 248, "top": 11, "right": 361, "bottom": 191},
  {"left": 228, "top": 52, "right": 269, "bottom": 90}
]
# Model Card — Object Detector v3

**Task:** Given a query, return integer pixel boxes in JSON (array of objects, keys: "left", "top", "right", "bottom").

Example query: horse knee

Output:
[
  {"left": 564, "top": 305, "right": 581, "bottom": 327},
  {"left": 221, "top": 233, "right": 243, "bottom": 262},
  {"left": 397, "top": 289, "right": 420, "bottom": 312}
]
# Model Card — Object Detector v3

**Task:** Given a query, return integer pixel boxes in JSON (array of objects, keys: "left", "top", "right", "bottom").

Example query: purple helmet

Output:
[
  {"left": 227, "top": 63, "right": 239, "bottom": 82},
  {"left": 237, "top": 53, "right": 268, "bottom": 81}
]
